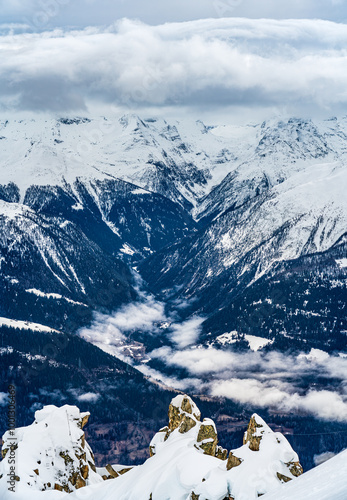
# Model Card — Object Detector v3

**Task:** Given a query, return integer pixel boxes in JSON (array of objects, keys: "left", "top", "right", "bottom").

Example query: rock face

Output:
[
  {"left": 0, "top": 405, "right": 102, "bottom": 493},
  {"left": 243, "top": 414, "right": 265, "bottom": 451}
]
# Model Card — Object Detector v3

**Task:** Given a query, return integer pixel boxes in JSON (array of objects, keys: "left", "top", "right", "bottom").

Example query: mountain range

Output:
[{"left": 0, "top": 113, "right": 346, "bottom": 470}]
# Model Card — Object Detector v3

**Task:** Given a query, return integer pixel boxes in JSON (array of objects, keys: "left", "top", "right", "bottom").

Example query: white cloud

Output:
[
  {"left": 1, "top": 18, "right": 347, "bottom": 116},
  {"left": 137, "top": 364, "right": 202, "bottom": 392},
  {"left": 77, "top": 392, "right": 100, "bottom": 403},
  {"left": 314, "top": 451, "right": 336, "bottom": 466},
  {"left": 210, "top": 379, "right": 347, "bottom": 422},
  {"left": 170, "top": 316, "right": 205, "bottom": 348},
  {"left": 79, "top": 293, "right": 166, "bottom": 348},
  {"left": 0, "top": 392, "right": 7, "bottom": 406},
  {"left": 149, "top": 346, "right": 347, "bottom": 422}
]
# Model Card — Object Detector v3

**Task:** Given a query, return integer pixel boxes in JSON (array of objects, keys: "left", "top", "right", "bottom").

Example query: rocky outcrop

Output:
[
  {"left": 243, "top": 414, "right": 265, "bottom": 451},
  {"left": 150, "top": 395, "right": 227, "bottom": 460},
  {"left": 0, "top": 405, "right": 102, "bottom": 493},
  {"left": 226, "top": 452, "right": 243, "bottom": 470},
  {"left": 0, "top": 398, "right": 304, "bottom": 500},
  {"left": 242, "top": 413, "right": 303, "bottom": 484}
]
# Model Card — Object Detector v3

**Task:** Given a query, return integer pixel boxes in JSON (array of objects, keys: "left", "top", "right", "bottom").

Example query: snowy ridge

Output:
[
  {"left": 5, "top": 398, "right": 347, "bottom": 500},
  {"left": 0, "top": 397, "right": 310, "bottom": 500},
  {"left": 0, "top": 317, "right": 60, "bottom": 333}
]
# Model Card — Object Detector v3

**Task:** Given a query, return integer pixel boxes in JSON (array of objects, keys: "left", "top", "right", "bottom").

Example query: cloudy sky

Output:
[
  {"left": 1, "top": 0, "right": 347, "bottom": 28},
  {"left": 1, "top": 1, "right": 347, "bottom": 121}
]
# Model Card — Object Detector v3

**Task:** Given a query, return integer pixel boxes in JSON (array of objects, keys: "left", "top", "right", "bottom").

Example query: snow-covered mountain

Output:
[{"left": 1, "top": 113, "right": 347, "bottom": 472}]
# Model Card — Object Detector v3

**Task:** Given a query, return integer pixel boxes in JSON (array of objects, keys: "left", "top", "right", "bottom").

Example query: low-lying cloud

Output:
[
  {"left": 170, "top": 317, "right": 205, "bottom": 348},
  {"left": 79, "top": 292, "right": 166, "bottom": 359},
  {"left": 149, "top": 346, "right": 347, "bottom": 422},
  {"left": 1, "top": 18, "right": 347, "bottom": 117}
]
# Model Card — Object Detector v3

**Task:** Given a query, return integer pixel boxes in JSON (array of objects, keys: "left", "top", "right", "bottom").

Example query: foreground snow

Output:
[
  {"left": 1, "top": 396, "right": 304, "bottom": 500},
  {"left": 261, "top": 448, "right": 347, "bottom": 500},
  {"left": 0, "top": 396, "right": 345, "bottom": 499}
]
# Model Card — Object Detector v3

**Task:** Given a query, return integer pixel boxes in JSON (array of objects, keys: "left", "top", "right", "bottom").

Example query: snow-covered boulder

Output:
[{"left": 0, "top": 405, "right": 102, "bottom": 494}]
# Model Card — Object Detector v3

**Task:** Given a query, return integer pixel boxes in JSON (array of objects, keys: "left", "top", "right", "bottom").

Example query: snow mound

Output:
[
  {"left": 261, "top": 448, "right": 347, "bottom": 500},
  {"left": 0, "top": 405, "right": 102, "bottom": 495}
]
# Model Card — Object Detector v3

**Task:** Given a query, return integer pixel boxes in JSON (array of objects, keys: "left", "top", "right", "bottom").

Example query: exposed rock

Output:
[
  {"left": 215, "top": 446, "right": 228, "bottom": 461},
  {"left": 105, "top": 464, "right": 119, "bottom": 478},
  {"left": 178, "top": 415, "right": 197, "bottom": 434},
  {"left": 240, "top": 413, "right": 303, "bottom": 486},
  {"left": 118, "top": 467, "right": 133, "bottom": 475},
  {"left": 75, "top": 476, "right": 86, "bottom": 489},
  {"left": 168, "top": 395, "right": 201, "bottom": 432},
  {"left": 226, "top": 452, "right": 243, "bottom": 470},
  {"left": 0, "top": 399, "right": 304, "bottom": 500},
  {"left": 277, "top": 472, "right": 292, "bottom": 483},
  {"left": 196, "top": 420, "right": 218, "bottom": 456},
  {"left": 0, "top": 405, "right": 102, "bottom": 493},
  {"left": 81, "top": 464, "right": 89, "bottom": 480},
  {"left": 288, "top": 461, "right": 304, "bottom": 477},
  {"left": 243, "top": 415, "right": 264, "bottom": 451},
  {"left": 88, "top": 460, "right": 97, "bottom": 473},
  {"left": 150, "top": 395, "right": 227, "bottom": 461},
  {"left": 80, "top": 413, "right": 90, "bottom": 429}
]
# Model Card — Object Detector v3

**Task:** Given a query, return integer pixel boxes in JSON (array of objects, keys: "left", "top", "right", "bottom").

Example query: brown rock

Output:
[
  {"left": 168, "top": 403, "right": 182, "bottom": 431},
  {"left": 243, "top": 416, "right": 263, "bottom": 452},
  {"left": 216, "top": 446, "right": 228, "bottom": 461},
  {"left": 118, "top": 467, "right": 133, "bottom": 475},
  {"left": 196, "top": 422, "right": 218, "bottom": 456},
  {"left": 276, "top": 472, "right": 292, "bottom": 483},
  {"left": 226, "top": 452, "right": 243, "bottom": 470},
  {"left": 76, "top": 452, "right": 86, "bottom": 462},
  {"left": 80, "top": 464, "right": 89, "bottom": 480},
  {"left": 287, "top": 461, "right": 303, "bottom": 477},
  {"left": 34, "top": 469, "right": 39, "bottom": 475},
  {"left": 168, "top": 396, "right": 200, "bottom": 432},
  {"left": 106, "top": 464, "right": 119, "bottom": 478},
  {"left": 75, "top": 476, "right": 86, "bottom": 489},
  {"left": 179, "top": 415, "right": 197, "bottom": 434},
  {"left": 59, "top": 451, "right": 73, "bottom": 465},
  {"left": 80, "top": 413, "right": 90, "bottom": 429},
  {"left": 88, "top": 460, "right": 96, "bottom": 473}
]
